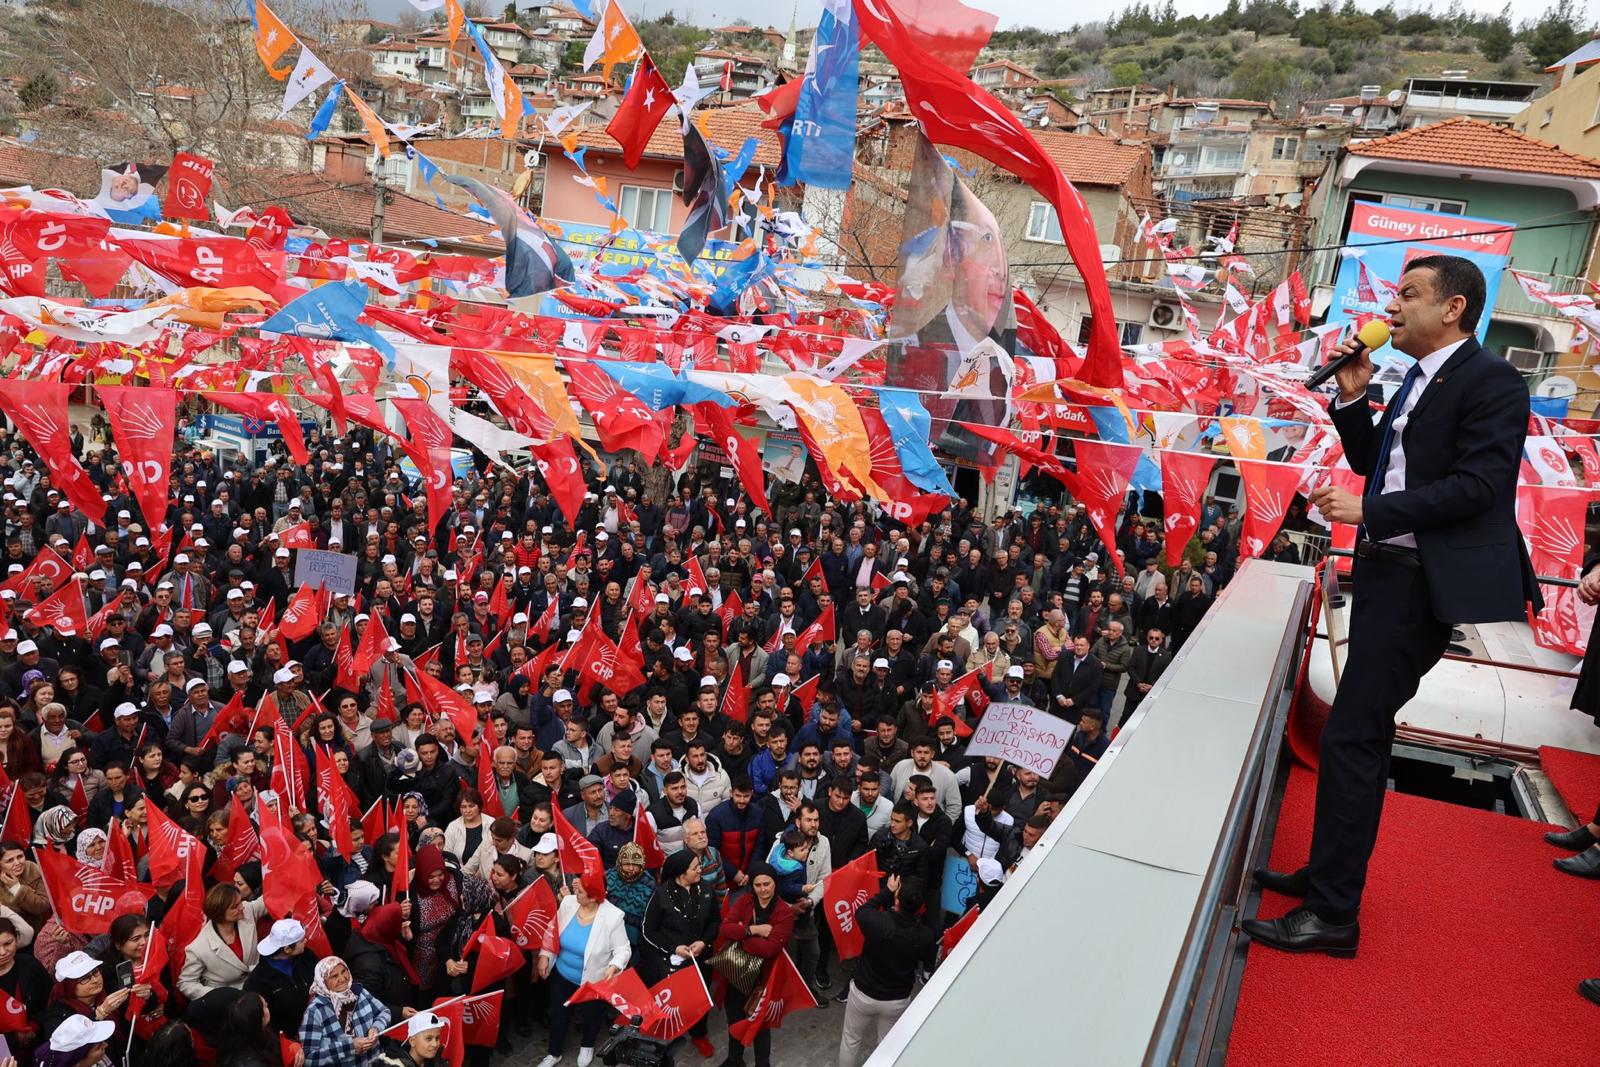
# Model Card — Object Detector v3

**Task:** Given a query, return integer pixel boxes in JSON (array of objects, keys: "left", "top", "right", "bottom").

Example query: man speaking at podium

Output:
[{"left": 1242, "top": 254, "right": 1541, "bottom": 957}]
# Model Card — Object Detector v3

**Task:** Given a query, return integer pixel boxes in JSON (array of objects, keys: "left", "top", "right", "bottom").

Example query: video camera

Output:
[{"left": 595, "top": 1016, "right": 677, "bottom": 1067}]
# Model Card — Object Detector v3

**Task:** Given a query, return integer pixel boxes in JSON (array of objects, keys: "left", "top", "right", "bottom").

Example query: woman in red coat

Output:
[{"left": 715, "top": 863, "right": 794, "bottom": 1067}]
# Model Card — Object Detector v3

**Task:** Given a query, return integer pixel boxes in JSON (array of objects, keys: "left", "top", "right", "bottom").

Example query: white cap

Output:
[
  {"left": 789, "top": 529, "right": 802, "bottom": 536},
  {"left": 48, "top": 1013, "right": 115, "bottom": 1053},
  {"left": 120, "top": 578, "right": 138, "bottom": 590},
  {"left": 275, "top": 548, "right": 290, "bottom": 559},
  {"left": 735, "top": 519, "right": 746, "bottom": 527},
  {"left": 355, "top": 613, "right": 369, "bottom": 623},
  {"left": 772, "top": 673, "right": 791, "bottom": 687},
  {"left": 674, "top": 647, "right": 693, "bottom": 662},
  {"left": 654, "top": 593, "right": 669, "bottom": 603},
  {"left": 228, "top": 660, "right": 249, "bottom": 675},
  {"left": 542, "top": 526, "right": 553, "bottom": 534},
  {"left": 55, "top": 499, "right": 68, "bottom": 509},
  {"left": 381, "top": 554, "right": 396, "bottom": 565},
  {"left": 288, "top": 498, "right": 301, "bottom": 509},
  {"left": 565, "top": 628, "right": 582, "bottom": 643},
  {"left": 571, "top": 597, "right": 588, "bottom": 608},
  {"left": 151, "top": 624, "right": 173, "bottom": 638},
  {"left": 462, "top": 524, "right": 475, "bottom": 534},
  {"left": 553, "top": 688, "right": 573, "bottom": 703},
  {"left": 98, "top": 638, "right": 120, "bottom": 651},
  {"left": 185, "top": 677, "right": 207, "bottom": 692},
  {"left": 193, "top": 622, "right": 212, "bottom": 635},
  {"left": 532, "top": 832, "right": 559, "bottom": 855},
  {"left": 259, "top": 917, "right": 306, "bottom": 956},
  {"left": 512, "top": 612, "right": 528, "bottom": 624},
  {"left": 226, "top": 588, "right": 244, "bottom": 600},
  {"left": 473, "top": 689, "right": 493, "bottom": 705},
  {"left": 113, "top": 702, "right": 139, "bottom": 719},
  {"left": 15, "top": 640, "right": 36, "bottom": 655},
  {"left": 0, "top": 590, "right": 13, "bottom": 601},
  {"left": 385, "top": 638, "right": 401, "bottom": 651},
  {"left": 872, "top": 657, "right": 889, "bottom": 669},
  {"left": 518, "top": 566, "right": 532, "bottom": 575},
  {"left": 89, "top": 569, "right": 106, "bottom": 581},
  {"left": 976, "top": 857, "right": 1005, "bottom": 887},
  {"left": 406, "top": 1010, "right": 448, "bottom": 1040},
  {"left": 135, "top": 537, "right": 149, "bottom": 547},
  {"left": 936, "top": 659, "right": 953, "bottom": 672},
  {"left": 1006, "top": 665, "right": 1025, "bottom": 679},
  {"left": 174, "top": 554, "right": 189, "bottom": 564},
  {"left": 400, "top": 614, "right": 417, "bottom": 624},
  {"left": 117, "top": 510, "right": 131, "bottom": 519},
  {"left": 126, "top": 559, "right": 143, "bottom": 570},
  {"left": 596, "top": 531, "right": 609, "bottom": 541},
  {"left": 232, "top": 527, "right": 248, "bottom": 539},
  {"left": 700, "top": 675, "right": 717, "bottom": 689},
  {"left": 54, "top": 950, "right": 101, "bottom": 982},
  {"left": 273, "top": 667, "right": 295, "bottom": 685},
  {"left": 443, "top": 569, "right": 457, "bottom": 580}
]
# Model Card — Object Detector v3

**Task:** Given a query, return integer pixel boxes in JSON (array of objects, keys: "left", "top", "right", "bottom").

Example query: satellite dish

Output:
[
  {"left": 1387, "top": 89, "right": 1401, "bottom": 104},
  {"left": 1537, "top": 374, "right": 1578, "bottom": 399},
  {"left": 1039, "top": 115, "right": 1050, "bottom": 127}
]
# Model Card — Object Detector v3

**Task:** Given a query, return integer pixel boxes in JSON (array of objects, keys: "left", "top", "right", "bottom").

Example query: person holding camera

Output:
[{"left": 836, "top": 873, "right": 937, "bottom": 1067}]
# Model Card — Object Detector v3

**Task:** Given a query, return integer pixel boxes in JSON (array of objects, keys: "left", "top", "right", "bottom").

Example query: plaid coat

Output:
[{"left": 298, "top": 984, "right": 392, "bottom": 1067}]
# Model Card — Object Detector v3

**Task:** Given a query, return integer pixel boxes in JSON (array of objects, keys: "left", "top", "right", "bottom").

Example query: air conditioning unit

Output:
[
  {"left": 1148, "top": 301, "right": 1181, "bottom": 330},
  {"left": 1504, "top": 345, "right": 1549, "bottom": 373}
]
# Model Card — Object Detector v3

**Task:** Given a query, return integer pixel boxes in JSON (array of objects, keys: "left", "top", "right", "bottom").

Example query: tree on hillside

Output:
[
  {"left": 1523, "top": 0, "right": 1584, "bottom": 69},
  {"left": 1479, "top": 8, "right": 1514, "bottom": 62},
  {"left": 1231, "top": 53, "right": 1289, "bottom": 103},
  {"left": 1110, "top": 60, "right": 1143, "bottom": 86},
  {"left": 19, "top": 73, "right": 56, "bottom": 112}
]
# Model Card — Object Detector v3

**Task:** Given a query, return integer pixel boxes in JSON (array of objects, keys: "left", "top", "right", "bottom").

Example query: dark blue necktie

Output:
[{"left": 1365, "top": 362, "right": 1423, "bottom": 499}]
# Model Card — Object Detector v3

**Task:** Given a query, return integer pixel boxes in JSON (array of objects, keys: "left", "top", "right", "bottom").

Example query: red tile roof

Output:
[
  {"left": 568, "top": 104, "right": 783, "bottom": 167},
  {"left": 1347, "top": 117, "right": 1600, "bottom": 179},
  {"left": 1029, "top": 128, "right": 1151, "bottom": 188}
]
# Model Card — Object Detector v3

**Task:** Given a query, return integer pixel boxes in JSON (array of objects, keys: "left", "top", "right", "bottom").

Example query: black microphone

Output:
[{"left": 1304, "top": 320, "right": 1392, "bottom": 391}]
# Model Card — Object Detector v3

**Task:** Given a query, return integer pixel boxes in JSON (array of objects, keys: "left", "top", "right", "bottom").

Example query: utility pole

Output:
[{"left": 371, "top": 166, "right": 387, "bottom": 245}]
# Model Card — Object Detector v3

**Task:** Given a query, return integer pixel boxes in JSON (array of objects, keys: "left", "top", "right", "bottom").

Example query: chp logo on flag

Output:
[{"left": 163, "top": 152, "right": 215, "bottom": 221}]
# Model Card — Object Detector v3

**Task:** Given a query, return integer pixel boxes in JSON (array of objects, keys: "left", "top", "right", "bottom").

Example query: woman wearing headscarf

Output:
[
  {"left": 534, "top": 868, "right": 630, "bottom": 1067},
  {"left": 326, "top": 879, "right": 382, "bottom": 956},
  {"left": 399, "top": 792, "right": 430, "bottom": 847},
  {"left": 41, "top": 951, "right": 135, "bottom": 1055},
  {"left": 30, "top": 811, "right": 86, "bottom": 976},
  {"left": 297, "top": 956, "right": 391, "bottom": 1067},
  {"left": 34, "top": 1011, "right": 113, "bottom": 1067},
  {"left": 344, "top": 900, "right": 418, "bottom": 1021},
  {"left": 641, "top": 849, "right": 720, "bottom": 1058},
  {"left": 408, "top": 844, "right": 493, "bottom": 1000},
  {"left": 72, "top": 830, "right": 108, "bottom": 870},
  {"left": 34, "top": 806, "right": 77, "bottom": 853},
  {"left": 605, "top": 843, "right": 654, "bottom": 948},
  {"left": 716, "top": 862, "right": 795, "bottom": 1067}
]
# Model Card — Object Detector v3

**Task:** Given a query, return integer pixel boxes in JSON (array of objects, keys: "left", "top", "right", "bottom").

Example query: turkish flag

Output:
[
  {"left": 35, "top": 847, "right": 157, "bottom": 936},
  {"left": 0, "top": 786, "right": 31, "bottom": 845},
  {"left": 721, "top": 659, "right": 749, "bottom": 724},
  {"left": 605, "top": 56, "right": 676, "bottom": 169},
  {"left": 361, "top": 798, "right": 388, "bottom": 849},
  {"left": 531, "top": 437, "right": 585, "bottom": 526},
  {"left": 504, "top": 877, "right": 558, "bottom": 951},
  {"left": 683, "top": 555, "right": 709, "bottom": 596},
  {"left": 0, "top": 545, "right": 71, "bottom": 599},
  {"left": 1237, "top": 459, "right": 1303, "bottom": 560},
  {"left": 1160, "top": 451, "right": 1216, "bottom": 568},
  {"left": 566, "top": 362, "right": 666, "bottom": 458},
  {"left": 126, "top": 924, "right": 170, "bottom": 1019},
  {"left": 25, "top": 578, "right": 89, "bottom": 636},
  {"left": 260, "top": 822, "right": 320, "bottom": 920},
  {"left": 98, "top": 385, "right": 176, "bottom": 532},
  {"left": 198, "top": 691, "right": 249, "bottom": 751},
  {"left": 0, "top": 379, "right": 106, "bottom": 521},
  {"left": 640, "top": 964, "right": 714, "bottom": 1041},
  {"left": 0, "top": 990, "right": 28, "bottom": 1033},
  {"left": 145, "top": 801, "right": 203, "bottom": 888},
  {"left": 466, "top": 911, "right": 524, "bottom": 993},
  {"left": 822, "top": 850, "right": 881, "bottom": 960},
  {"left": 458, "top": 991, "right": 504, "bottom": 1047},
  {"left": 793, "top": 604, "right": 834, "bottom": 659},
  {"left": 211, "top": 792, "right": 261, "bottom": 882},
  {"left": 567, "top": 968, "right": 649, "bottom": 1018},
  {"left": 391, "top": 804, "right": 413, "bottom": 898},
  {"left": 633, "top": 797, "right": 665, "bottom": 870},
  {"left": 415, "top": 668, "right": 482, "bottom": 744},
  {"left": 728, "top": 949, "right": 817, "bottom": 1045},
  {"left": 550, "top": 803, "right": 601, "bottom": 880},
  {"left": 789, "top": 674, "right": 820, "bottom": 718},
  {"left": 280, "top": 582, "right": 324, "bottom": 642},
  {"left": 68, "top": 777, "right": 88, "bottom": 818},
  {"left": 392, "top": 397, "right": 455, "bottom": 532}
]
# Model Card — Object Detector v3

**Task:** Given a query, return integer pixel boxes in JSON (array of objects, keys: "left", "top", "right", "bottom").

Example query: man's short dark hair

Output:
[
  {"left": 828, "top": 776, "right": 853, "bottom": 795},
  {"left": 1405, "top": 254, "right": 1486, "bottom": 332},
  {"left": 730, "top": 774, "right": 755, "bottom": 793}
]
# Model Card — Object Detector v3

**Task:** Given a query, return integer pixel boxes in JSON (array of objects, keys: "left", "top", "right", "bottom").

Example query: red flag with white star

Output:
[{"left": 606, "top": 55, "right": 676, "bottom": 170}]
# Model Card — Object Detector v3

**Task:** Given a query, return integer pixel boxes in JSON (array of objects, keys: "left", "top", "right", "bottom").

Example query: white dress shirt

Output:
[{"left": 1337, "top": 338, "right": 1466, "bottom": 548}]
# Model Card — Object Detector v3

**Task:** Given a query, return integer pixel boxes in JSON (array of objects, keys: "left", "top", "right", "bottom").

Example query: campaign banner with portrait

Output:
[{"left": 1328, "top": 203, "right": 1514, "bottom": 369}]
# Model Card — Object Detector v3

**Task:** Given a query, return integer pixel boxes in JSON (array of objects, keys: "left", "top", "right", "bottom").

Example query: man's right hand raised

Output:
[{"left": 1331, "top": 337, "right": 1375, "bottom": 404}]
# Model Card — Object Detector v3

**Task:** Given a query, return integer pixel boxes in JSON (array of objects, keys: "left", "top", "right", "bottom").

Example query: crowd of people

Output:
[{"left": 0, "top": 403, "right": 1256, "bottom": 1067}]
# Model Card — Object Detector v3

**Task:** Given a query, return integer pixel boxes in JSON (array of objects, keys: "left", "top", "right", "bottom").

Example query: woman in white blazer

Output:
[
  {"left": 535, "top": 870, "right": 631, "bottom": 1067},
  {"left": 177, "top": 881, "right": 271, "bottom": 1000}
]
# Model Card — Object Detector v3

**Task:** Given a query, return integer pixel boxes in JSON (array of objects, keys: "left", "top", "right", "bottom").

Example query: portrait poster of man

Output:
[{"left": 91, "top": 162, "right": 167, "bottom": 224}]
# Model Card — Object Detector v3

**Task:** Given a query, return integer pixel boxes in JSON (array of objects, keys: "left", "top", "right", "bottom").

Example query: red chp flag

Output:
[
  {"left": 1237, "top": 459, "right": 1302, "bottom": 560},
  {"left": 259, "top": 822, "right": 321, "bottom": 920},
  {"left": 458, "top": 991, "right": 504, "bottom": 1047},
  {"left": 727, "top": 949, "right": 818, "bottom": 1045},
  {"left": 640, "top": 965, "right": 714, "bottom": 1041},
  {"left": 1159, "top": 451, "right": 1216, "bottom": 568},
  {"left": 25, "top": 578, "right": 89, "bottom": 636},
  {"left": 823, "top": 850, "right": 881, "bottom": 960},
  {"left": 465, "top": 911, "right": 523, "bottom": 993},
  {"left": 35, "top": 847, "right": 157, "bottom": 936},
  {"left": 605, "top": 54, "right": 677, "bottom": 170},
  {"left": 163, "top": 151, "right": 216, "bottom": 221},
  {"left": 567, "top": 968, "right": 649, "bottom": 1018},
  {"left": 476, "top": 736, "right": 506, "bottom": 819},
  {"left": 0, "top": 379, "right": 106, "bottom": 521},
  {"left": 98, "top": 385, "right": 177, "bottom": 534},
  {"left": 280, "top": 582, "right": 325, "bottom": 642},
  {"left": 392, "top": 396, "right": 455, "bottom": 532},
  {"left": 793, "top": 604, "right": 834, "bottom": 659},
  {"left": 550, "top": 803, "right": 602, "bottom": 879},
  {"left": 145, "top": 799, "right": 204, "bottom": 888},
  {"left": 505, "top": 877, "right": 559, "bottom": 951},
  {"left": 560, "top": 613, "right": 646, "bottom": 695}
]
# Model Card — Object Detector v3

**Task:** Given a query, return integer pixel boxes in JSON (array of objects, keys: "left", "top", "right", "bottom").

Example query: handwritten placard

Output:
[
  {"left": 965, "top": 702, "right": 1072, "bottom": 776},
  {"left": 293, "top": 548, "right": 358, "bottom": 596}
]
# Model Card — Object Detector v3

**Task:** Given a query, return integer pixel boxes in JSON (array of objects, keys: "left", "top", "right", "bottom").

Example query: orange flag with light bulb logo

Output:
[{"left": 251, "top": 0, "right": 297, "bottom": 80}]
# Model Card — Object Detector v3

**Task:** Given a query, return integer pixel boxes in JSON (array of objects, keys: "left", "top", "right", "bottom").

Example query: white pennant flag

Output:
[
  {"left": 281, "top": 47, "right": 336, "bottom": 116},
  {"left": 543, "top": 101, "right": 591, "bottom": 137}
]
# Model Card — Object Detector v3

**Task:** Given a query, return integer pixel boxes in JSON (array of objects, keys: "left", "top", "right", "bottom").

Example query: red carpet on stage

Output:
[
  {"left": 1227, "top": 768, "right": 1600, "bottom": 1067},
  {"left": 1540, "top": 745, "right": 1600, "bottom": 825}
]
